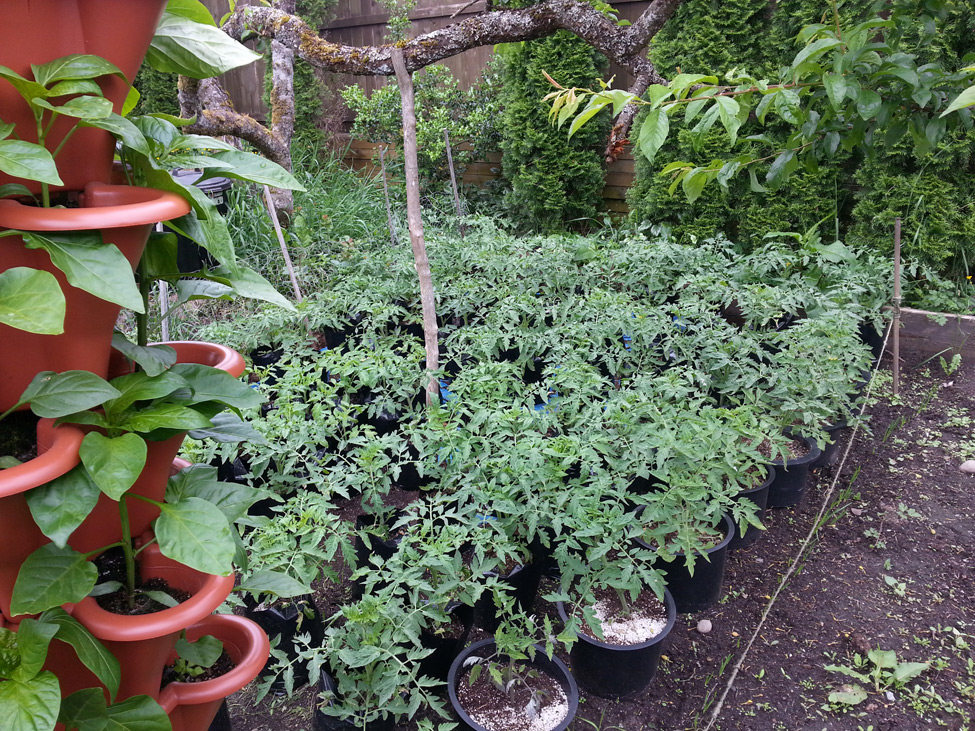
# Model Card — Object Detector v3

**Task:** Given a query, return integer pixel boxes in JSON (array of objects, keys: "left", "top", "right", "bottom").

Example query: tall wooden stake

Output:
[
  {"left": 392, "top": 48, "right": 439, "bottom": 406},
  {"left": 892, "top": 217, "right": 901, "bottom": 396},
  {"left": 379, "top": 145, "right": 397, "bottom": 247},
  {"left": 444, "top": 128, "right": 465, "bottom": 239},
  {"left": 262, "top": 184, "right": 304, "bottom": 305}
]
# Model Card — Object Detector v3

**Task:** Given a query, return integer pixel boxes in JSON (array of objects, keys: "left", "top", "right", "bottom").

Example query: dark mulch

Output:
[{"left": 226, "top": 345, "right": 975, "bottom": 730}]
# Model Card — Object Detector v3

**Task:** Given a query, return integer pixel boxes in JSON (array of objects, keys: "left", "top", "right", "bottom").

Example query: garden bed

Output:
[{"left": 223, "top": 341, "right": 974, "bottom": 730}]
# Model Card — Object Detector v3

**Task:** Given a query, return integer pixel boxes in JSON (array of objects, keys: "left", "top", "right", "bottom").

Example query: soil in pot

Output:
[
  {"left": 556, "top": 587, "right": 676, "bottom": 699},
  {"left": 94, "top": 546, "right": 191, "bottom": 614},
  {"left": 448, "top": 639, "right": 578, "bottom": 731}
]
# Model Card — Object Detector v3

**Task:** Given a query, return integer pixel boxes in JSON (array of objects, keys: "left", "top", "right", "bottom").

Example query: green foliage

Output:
[
  {"left": 131, "top": 65, "right": 179, "bottom": 118},
  {"left": 593, "top": 0, "right": 975, "bottom": 274},
  {"left": 498, "top": 33, "right": 609, "bottom": 232},
  {"left": 341, "top": 65, "right": 500, "bottom": 192}
]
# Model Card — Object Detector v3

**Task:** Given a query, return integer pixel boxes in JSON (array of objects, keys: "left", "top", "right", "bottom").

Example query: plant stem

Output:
[
  {"left": 137, "top": 256, "right": 150, "bottom": 349},
  {"left": 119, "top": 497, "right": 137, "bottom": 610}
]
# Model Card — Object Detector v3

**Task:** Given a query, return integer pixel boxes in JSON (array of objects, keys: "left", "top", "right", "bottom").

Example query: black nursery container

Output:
[
  {"left": 171, "top": 170, "right": 231, "bottom": 273},
  {"left": 727, "top": 466, "right": 775, "bottom": 551},
  {"left": 447, "top": 638, "right": 579, "bottom": 731},
  {"left": 809, "top": 421, "right": 849, "bottom": 468},
  {"left": 243, "top": 595, "right": 324, "bottom": 692},
  {"left": 556, "top": 588, "right": 676, "bottom": 699},
  {"left": 635, "top": 513, "right": 735, "bottom": 614},
  {"left": 474, "top": 560, "right": 543, "bottom": 632},
  {"left": 418, "top": 601, "right": 475, "bottom": 681},
  {"left": 766, "top": 436, "right": 822, "bottom": 508}
]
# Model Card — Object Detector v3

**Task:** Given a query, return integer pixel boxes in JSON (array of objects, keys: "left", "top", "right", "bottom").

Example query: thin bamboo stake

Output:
[
  {"left": 262, "top": 184, "right": 304, "bottom": 304},
  {"left": 392, "top": 48, "right": 439, "bottom": 406},
  {"left": 379, "top": 145, "right": 397, "bottom": 247},
  {"left": 443, "top": 128, "right": 465, "bottom": 239},
  {"left": 158, "top": 280, "right": 170, "bottom": 342},
  {"left": 892, "top": 217, "right": 902, "bottom": 396}
]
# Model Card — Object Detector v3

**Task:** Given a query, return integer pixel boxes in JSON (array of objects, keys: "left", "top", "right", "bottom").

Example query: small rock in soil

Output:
[
  {"left": 697, "top": 619, "right": 712, "bottom": 634},
  {"left": 958, "top": 460, "right": 975, "bottom": 473}
]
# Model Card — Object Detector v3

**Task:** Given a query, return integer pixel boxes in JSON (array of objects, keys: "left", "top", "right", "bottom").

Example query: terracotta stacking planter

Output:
[
  {"left": 159, "top": 614, "right": 271, "bottom": 731},
  {"left": 0, "top": 0, "right": 168, "bottom": 194},
  {"left": 52, "top": 542, "right": 235, "bottom": 702},
  {"left": 67, "top": 341, "right": 246, "bottom": 554},
  {"left": 0, "top": 419, "right": 85, "bottom": 622},
  {"left": 0, "top": 184, "right": 190, "bottom": 413}
]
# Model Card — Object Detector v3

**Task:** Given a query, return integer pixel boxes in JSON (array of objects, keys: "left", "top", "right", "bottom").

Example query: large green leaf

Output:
[
  {"left": 146, "top": 14, "right": 261, "bottom": 78},
  {"left": 206, "top": 149, "right": 305, "bottom": 191},
  {"left": 166, "top": 465, "right": 256, "bottom": 521},
  {"left": 0, "top": 629, "right": 20, "bottom": 677},
  {"left": 0, "top": 267, "right": 65, "bottom": 334},
  {"left": 9, "top": 619, "right": 58, "bottom": 681},
  {"left": 25, "top": 466, "right": 100, "bottom": 548},
  {"left": 0, "top": 64, "right": 47, "bottom": 105},
  {"left": 106, "top": 370, "right": 187, "bottom": 415},
  {"left": 0, "top": 671, "right": 60, "bottom": 731},
  {"left": 155, "top": 498, "right": 235, "bottom": 575},
  {"left": 32, "top": 55, "right": 123, "bottom": 86},
  {"left": 942, "top": 84, "right": 975, "bottom": 116},
  {"left": 10, "top": 544, "right": 98, "bottom": 616},
  {"left": 22, "top": 232, "right": 143, "bottom": 312},
  {"left": 165, "top": 0, "right": 217, "bottom": 25},
  {"left": 169, "top": 363, "right": 263, "bottom": 410},
  {"left": 47, "top": 80, "right": 103, "bottom": 98},
  {"left": 81, "top": 114, "right": 151, "bottom": 157},
  {"left": 637, "top": 108, "right": 669, "bottom": 164},
  {"left": 32, "top": 96, "right": 113, "bottom": 121},
  {"left": 79, "top": 432, "right": 148, "bottom": 501},
  {"left": 175, "top": 634, "right": 222, "bottom": 667},
  {"left": 187, "top": 411, "right": 266, "bottom": 444},
  {"left": 101, "top": 694, "right": 172, "bottom": 731},
  {"left": 0, "top": 140, "right": 62, "bottom": 185},
  {"left": 209, "top": 265, "right": 297, "bottom": 312},
  {"left": 19, "top": 371, "right": 119, "bottom": 418},
  {"left": 40, "top": 609, "right": 120, "bottom": 701},
  {"left": 58, "top": 688, "right": 106, "bottom": 731},
  {"left": 237, "top": 569, "right": 311, "bottom": 599},
  {"left": 110, "top": 335, "right": 177, "bottom": 378},
  {"left": 120, "top": 403, "right": 213, "bottom": 434}
]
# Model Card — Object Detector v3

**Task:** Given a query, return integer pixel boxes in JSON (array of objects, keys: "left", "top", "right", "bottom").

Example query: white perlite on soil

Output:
[
  {"left": 465, "top": 684, "right": 569, "bottom": 731},
  {"left": 590, "top": 597, "right": 668, "bottom": 645}
]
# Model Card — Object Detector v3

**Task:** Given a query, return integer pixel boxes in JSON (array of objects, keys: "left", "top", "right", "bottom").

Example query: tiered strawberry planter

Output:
[{"left": 0, "top": 4, "right": 272, "bottom": 728}]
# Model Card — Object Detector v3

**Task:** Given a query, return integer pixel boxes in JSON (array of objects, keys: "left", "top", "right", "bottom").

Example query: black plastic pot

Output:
[
  {"left": 635, "top": 513, "right": 735, "bottom": 614},
  {"left": 555, "top": 588, "right": 676, "bottom": 699},
  {"left": 766, "top": 436, "right": 822, "bottom": 508},
  {"left": 447, "top": 638, "right": 579, "bottom": 731},
  {"left": 418, "top": 602, "right": 475, "bottom": 681},
  {"left": 243, "top": 595, "right": 324, "bottom": 691},
  {"left": 207, "top": 700, "right": 232, "bottom": 731},
  {"left": 171, "top": 171, "right": 231, "bottom": 273},
  {"left": 353, "top": 512, "right": 408, "bottom": 598},
  {"left": 810, "top": 422, "right": 849, "bottom": 468},
  {"left": 313, "top": 670, "right": 394, "bottom": 731},
  {"left": 859, "top": 320, "right": 886, "bottom": 365},
  {"left": 727, "top": 466, "right": 775, "bottom": 551},
  {"left": 475, "top": 560, "right": 543, "bottom": 632},
  {"left": 250, "top": 345, "right": 285, "bottom": 387}
]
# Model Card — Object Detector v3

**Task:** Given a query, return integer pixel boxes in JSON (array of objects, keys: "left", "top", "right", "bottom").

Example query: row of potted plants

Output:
[
  {"left": 182, "top": 217, "right": 888, "bottom": 729},
  {"left": 0, "top": 2, "right": 304, "bottom": 729}
]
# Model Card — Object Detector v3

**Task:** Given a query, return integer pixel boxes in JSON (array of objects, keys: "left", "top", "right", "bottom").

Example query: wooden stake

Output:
[
  {"left": 892, "top": 217, "right": 901, "bottom": 397},
  {"left": 392, "top": 48, "right": 440, "bottom": 406},
  {"left": 262, "top": 184, "right": 304, "bottom": 305},
  {"left": 158, "top": 280, "right": 170, "bottom": 342},
  {"left": 444, "top": 128, "right": 465, "bottom": 239},
  {"left": 379, "top": 145, "right": 397, "bottom": 247}
]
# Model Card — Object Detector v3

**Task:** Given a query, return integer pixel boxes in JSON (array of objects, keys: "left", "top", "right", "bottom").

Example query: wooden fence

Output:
[
  {"left": 338, "top": 136, "right": 635, "bottom": 213},
  {"left": 197, "top": 0, "right": 645, "bottom": 210}
]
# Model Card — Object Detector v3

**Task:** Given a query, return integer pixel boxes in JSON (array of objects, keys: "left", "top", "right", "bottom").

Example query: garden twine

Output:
[{"left": 701, "top": 322, "right": 892, "bottom": 731}]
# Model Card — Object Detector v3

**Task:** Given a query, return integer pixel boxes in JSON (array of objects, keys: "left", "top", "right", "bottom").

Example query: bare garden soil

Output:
[{"left": 227, "top": 343, "right": 975, "bottom": 730}]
